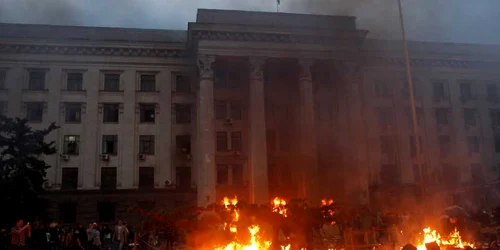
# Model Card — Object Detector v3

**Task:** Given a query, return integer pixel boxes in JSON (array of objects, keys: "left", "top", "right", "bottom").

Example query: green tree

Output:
[{"left": 0, "top": 115, "right": 58, "bottom": 224}]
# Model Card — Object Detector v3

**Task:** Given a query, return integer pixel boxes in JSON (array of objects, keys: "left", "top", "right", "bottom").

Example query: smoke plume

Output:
[{"left": 0, "top": 0, "right": 499, "bottom": 44}]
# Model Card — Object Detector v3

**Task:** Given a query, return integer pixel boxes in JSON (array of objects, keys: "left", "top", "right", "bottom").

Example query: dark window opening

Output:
[
  {"left": 175, "top": 104, "right": 191, "bottom": 124},
  {"left": 139, "top": 104, "right": 155, "bottom": 123},
  {"left": 100, "top": 167, "right": 117, "bottom": 190},
  {"left": 104, "top": 74, "right": 120, "bottom": 91},
  {"left": 61, "top": 168, "right": 78, "bottom": 190},
  {"left": 63, "top": 135, "right": 80, "bottom": 155},
  {"left": 25, "top": 102, "right": 44, "bottom": 122},
  {"left": 216, "top": 132, "right": 228, "bottom": 152},
  {"left": 103, "top": 103, "right": 119, "bottom": 123},
  {"left": 176, "top": 167, "right": 191, "bottom": 190},
  {"left": 28, "top": 71, "right": 45, "bottom": 90},
  {"left": 140, "top": 74, "right": 156, "bottom": 92},
  {"left": 175, "top": 75, "right": 190, "bottom": 93},
  {"left": 217, "top": 164, "right": 229, "bottom": 185},
  {"left": 139, "top": 167, "right": 155, "bottom": 189},
  {"left": 232, "top": 164, "right": 244, "bottom": 186},
  {"left": 67, "top": 73, "right": 83, "bottom": 91},
  {"left": 231, "top": 132, "right": 242, "bottom": 151},
  {"left": 65, "top": 103, "right": 82, "bottom": 123},
  {"left": 139, "top": 135, "right": 155, "bottom": 155},
  {"left": 59, "top": 202, "right": 77, "bottom": 223},
  {"left": 176, "top": 135, "right": 191, "bottom": 154},
  {"left": 102, "top": 135, "right": 118, "bottom": 155}
]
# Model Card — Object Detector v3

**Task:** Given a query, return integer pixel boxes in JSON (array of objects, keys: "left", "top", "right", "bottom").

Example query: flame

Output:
[
  {"left": 415, "top": 227, "right": 474, "bottom": 250},
  {"left": 215, "top": 197, "right": 272, "bottom": 250},
  {"left": 321, "top": 198, "right": 334, "bottom": 206},
  {"left": 272, "top": 197, "right": 288, "bottom": 217}
]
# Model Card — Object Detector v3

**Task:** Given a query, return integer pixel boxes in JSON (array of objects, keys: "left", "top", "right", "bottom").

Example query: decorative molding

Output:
[
  {"left": 366, "top": 57, "right": 500, "bottom": 69},
  {"left": 197, "top": 55, "right": 216, "bottom": 79},
  {"left": 248, "top": 56, "right": 266, "bottom": 80},
  {"left": 0, "top": 43, "right": 187, "bottom": 58},
  {"left": 192, "top": 30, "right": 363, "bottom": 46}
]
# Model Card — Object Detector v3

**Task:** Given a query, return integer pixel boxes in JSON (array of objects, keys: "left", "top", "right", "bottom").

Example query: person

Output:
[
  {"left": 112, "top": 220, "right": 128, "bottom": 250},
  {"left": 10, "top": 220, "right": 31, "bottom": 250},
  {"left": 91, "top": 224, "right": 101, "bottom": 250},
  {"left": 100, "top": 225, "right": 112, "bottom": 250},
  {"left": 86, "top": 224, "right": 94, "bottom": 250}
]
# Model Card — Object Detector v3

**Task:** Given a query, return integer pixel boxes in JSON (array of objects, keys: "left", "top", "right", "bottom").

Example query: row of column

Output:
[{"left": 194, "top": 55, "right": 320, "bottom": 206}]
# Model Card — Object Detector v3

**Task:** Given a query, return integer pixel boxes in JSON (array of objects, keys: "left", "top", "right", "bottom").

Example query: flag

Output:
[{"left": 277, "top": 0, "right": 280, "bottom": 5}]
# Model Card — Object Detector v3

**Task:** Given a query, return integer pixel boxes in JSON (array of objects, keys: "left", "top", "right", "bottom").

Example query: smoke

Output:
[{"left": 0, "top": 0, "right": 499, "bottom": 44}]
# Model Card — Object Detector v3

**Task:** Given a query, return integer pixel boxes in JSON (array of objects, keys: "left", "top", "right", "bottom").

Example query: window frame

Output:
[
  {"left": 65, "top": 102, "right": 82, "bottom": 123},
  {"left": 102, "top": 103, "right": 120, "bottom": 123},
  {"left": 139, "top": 74, "right": 156, "bottom": 92},
  {"left": 138, "top": 167, "right": 155, "bottom": 189},
  {"left": 102, "top": 135, "right": 118, "bottom": 155},
  {"left": 28, "top": 71, "right": 46, "bottom": 91},
  {"left": 100, "top": 167, "right": 117, "bottom": 190},
  {"left": 66, "top": 72, "right": 83, "bottom": 91},
  {"left": 25, "top": 102, "right": 44, "bottom": 122},
  {"left": 103, "top": 73, "right": 121, "bottom": 91},
  {"left": 63, "top": 135, "right": 80, "bottom": 155},
  {"left": 61, "top": 168, "right": 78, "bottom": 190},
  {"left": 139, "top": 135, "right": 155, "bottom": 155},
  {"left": 139, "top": 103, "right": 156, "bottom": 123}
]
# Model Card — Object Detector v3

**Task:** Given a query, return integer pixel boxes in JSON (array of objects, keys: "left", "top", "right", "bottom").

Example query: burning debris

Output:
[{"left": 415, "top": 227, "right": 474, "bottom": 250}]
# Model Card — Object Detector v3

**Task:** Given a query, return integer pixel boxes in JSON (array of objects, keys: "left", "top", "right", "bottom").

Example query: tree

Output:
[{"left": 0, "top": 115, "right": 59, "bottom": 224}]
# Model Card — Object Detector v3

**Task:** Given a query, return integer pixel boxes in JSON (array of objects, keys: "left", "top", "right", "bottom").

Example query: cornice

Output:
[
  {"left": 366, "top": 57, "right": 500, "bottom": 69},
  {"left": 191, "top": 30, "right": 366, "bottom": 46},
  {"left": 0, "top": 43, "right": 188, "bottom": 58}
]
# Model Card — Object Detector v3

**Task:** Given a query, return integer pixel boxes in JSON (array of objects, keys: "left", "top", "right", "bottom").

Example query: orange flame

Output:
[
  {"left": 272, "top": 197, "right": 288, "bottom": 217},
  {"left": 415, "top": 227, "right": 474, "bottom": 250}
]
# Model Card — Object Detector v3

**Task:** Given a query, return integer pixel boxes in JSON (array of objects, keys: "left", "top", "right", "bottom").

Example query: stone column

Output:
[
  {"left": 196, "top": 55, "right": 217, "bottom": 207},
  {"left": 297, "top": 58, "right": 319, "bottom": 201},
  {"left": 248, "top": 57, "right": 269, "bottom": 205}
]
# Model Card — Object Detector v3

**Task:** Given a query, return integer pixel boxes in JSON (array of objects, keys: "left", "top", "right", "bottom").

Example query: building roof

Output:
[{"left": 0, "top": 23, "right": 187, "bottom": 44}]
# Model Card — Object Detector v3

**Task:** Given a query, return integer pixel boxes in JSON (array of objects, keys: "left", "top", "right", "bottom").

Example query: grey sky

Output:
[{"left": 0, "top": 0, "right": 498, "bottom": 44}]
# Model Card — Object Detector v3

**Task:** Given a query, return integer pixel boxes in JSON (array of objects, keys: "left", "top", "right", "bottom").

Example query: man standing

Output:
[
  {"left": 112, "top": 220, "right": 127, "bottom": 250},
  {"left": 10, "top": 220, "right": 31, "bottom": 250}
]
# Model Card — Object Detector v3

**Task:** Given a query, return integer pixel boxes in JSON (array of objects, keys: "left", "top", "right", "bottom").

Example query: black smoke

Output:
[{"left": 0, "top": 0, "right": 499, "bottom": 44}]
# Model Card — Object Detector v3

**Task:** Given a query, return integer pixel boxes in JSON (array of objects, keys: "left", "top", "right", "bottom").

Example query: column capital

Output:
[
  {"left": 197, "top": 55, "right": 216, "bottom": 79},
  {"left": 298, "top": 58, "right": 315, "bottom": 81},
  {"left": 248, "top": 56, "right": 267, "bottom": 80}
]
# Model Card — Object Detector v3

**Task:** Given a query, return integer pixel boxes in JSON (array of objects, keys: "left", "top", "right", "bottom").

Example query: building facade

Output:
[{"left": 1, "top": 9, "right": 500, "bottom": 223}]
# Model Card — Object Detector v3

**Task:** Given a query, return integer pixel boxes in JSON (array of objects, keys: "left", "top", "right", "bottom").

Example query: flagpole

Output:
[{"left": 397, "top": 0, "right": 423, "bottom": 193}]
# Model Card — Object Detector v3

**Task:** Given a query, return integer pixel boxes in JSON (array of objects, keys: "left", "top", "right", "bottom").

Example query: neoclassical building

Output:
[{"left": 1, "top": 9, "right": 500, "bottom": 223}]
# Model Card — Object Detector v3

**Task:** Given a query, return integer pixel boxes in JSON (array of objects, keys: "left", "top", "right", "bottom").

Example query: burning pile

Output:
[
  {"left": 214, "top": 196, "right": 272, "bottom": 250},
  {"left": 272, "top": 197, "right": 288, "bottom": 218},
  {"left": 415, "top": 227, "right": 474, "bottom": 250}
]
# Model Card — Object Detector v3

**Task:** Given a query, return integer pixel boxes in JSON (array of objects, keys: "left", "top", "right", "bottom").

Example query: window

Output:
[
  {"left": 28, "top": 71, "right": 45, "bottom": 90},
  {"left": 97, "top": 202, "right": 115, "bottom": 222},
  {"left": 139, "top": 167, "right": 154, "bottom": 189},
  {"left": 214, "top": 69, "right": 241, "bottom": 89},
  {"left": 215, "top": 101, "right": 227, "bottom": 120},
  {"left": 438, "top": 135, "right": 451, "bottom": 156},
  {"left": 102, "top": 135, "right": 118, "bottom": 155},
  {"left": 435, "top": 108, "right": 450, "bottom": 125},
  {"left": 176, "top": 135, "right": 191, "bottom": 154},
  {"left": 103, "top": 73, "right": 120, "bottom": 91},
  {"left": 175, "top": 75, "right": 190, "bottom": 93},
  {"left": 63, "top": 135, "right": 80, "bottom": 155},
  {"left": 487, "top": 83, "right": 499, "bottom": 102},
  {"left": 409, "top": 136, "right": 423, "bottom": 158},
  {"left": 491, "top": 109, "right": 500, "bottom": 128},
  {"left": 67, "top": 73, "right": 83, "bottom": 91},
  {"left": 266, "top": 130, "right": 276, "bottom": 153},
  {"left": 231, "top": 132, "right": 242, "bottom": 151},
  {"left": 379, "top": 136, "right": 394, "bottom": 155},
  {"left": 139, "top": 104, "right": 155, "bottom": 123},
  {"left": 59, "top": 202, "right": 77, "bottom": 223},
  {"left": 216, "top": 132, "right": 228, "bottom": 152},
  {"left": 380, "top": 164, "right": 399, "bottom": 184},
  {"left": 376, "top": 107, "right": 392, "bottom": 129},
  {"left": 459, "top": 81, "right": 475, "bottom": 100},
  {"left": 463, "top": 108, "right": 477, "bottom": 127},
  {"left": 140, "top": 74, "right": 156, "bottom": 92},
  {"left": 61, "top": 168, "right": 78, "bottom": 190},
  {"left": 432, "top": 81, "right": 447, "bottom": 100},
  {"left": 103, "top": 103, "right": 119, "bottom": 123},
  {"left": 176, "top": 167, "right": 191, "bottom": 190},
  {"left": 374, "top": 81, "right": 390, "bottom": 97},
  {"left": 175, "top": 104, "right": 191, "bottom": 124},
  {"left": 0, "top": 71, "right": 6, "bottom": 89},
  {"left": 139, "top": 135, "right": 155, "bottom": 155},
  {"left": 65, "top": 103, "right": 82, "bottom": 123},
  {"left": 467, "top": 136, "right": 480, "bottom": 154},
  {"left": 25, "top": 102, "right": 44, "bottom": 122},
  {"left": 100, "top": 167, "right": 117, "bottom": 190},
  {"left": 217, "top": 164, "right": 229, "bottom": 185},
  {"left": 0, "top": 101, "right": 7, "bottom": 115},
  {"left": 232, "top": 164, "right": 244, "bottom": 185},
  {"left": 495, "top": 136, "right": 500, "bottom": 153},
  {"left": 230, "top": 101, "right": 242, "bottom": 120}
]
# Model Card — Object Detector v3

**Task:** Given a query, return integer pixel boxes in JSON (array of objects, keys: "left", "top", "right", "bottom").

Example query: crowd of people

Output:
[{"left": 0, "top": 219, "right": 137, "bottom": 250}]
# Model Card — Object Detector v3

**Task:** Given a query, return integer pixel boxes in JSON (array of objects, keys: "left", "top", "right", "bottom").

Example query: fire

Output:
[
  {"left": 272, "top": 197, "right": 288, "bottom": 217},
  {"left": 215, "top": 196, "right": 272, "bottom": 250},
  {"left": 415, "top": 227, "right": 474, "bottom": 250}
]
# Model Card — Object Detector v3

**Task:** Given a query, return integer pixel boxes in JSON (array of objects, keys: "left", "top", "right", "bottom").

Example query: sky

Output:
[{"left": 0, "top": 0, "right": 499, "bottom": 44}]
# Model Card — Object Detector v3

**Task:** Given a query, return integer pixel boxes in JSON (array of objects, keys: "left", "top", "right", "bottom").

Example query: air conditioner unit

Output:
[
  {"left": 61, "top": 154, "right": 70, "bottom": 161},
  {"left": 224, "top": 117, "right": 233, "bottom": 125},
  {"left": 138, "top": 154, "right": 146, "bottom": 160},
  {"left": 100, "top": 154, "right": 110, "bottom": 161}
]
